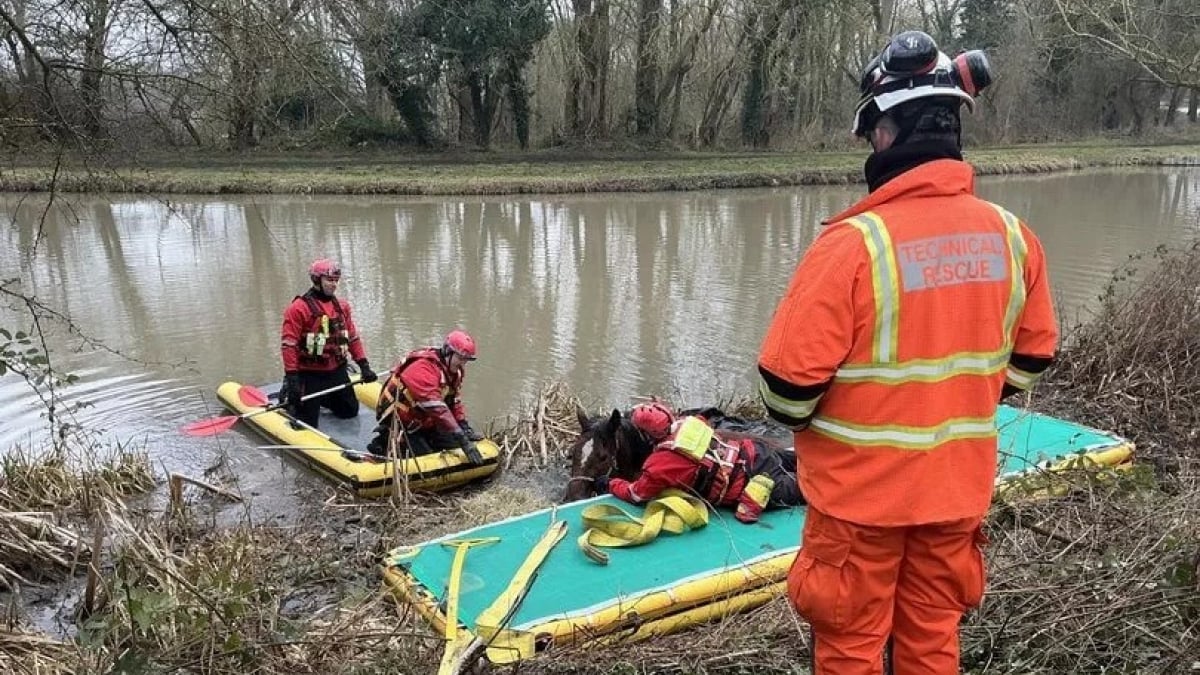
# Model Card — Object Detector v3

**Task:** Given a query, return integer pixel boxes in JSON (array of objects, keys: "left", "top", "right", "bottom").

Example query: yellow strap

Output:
[
  {"left": 476, "top": 520, "right": 569, "bottom": 663},
  {"left": 576, "top": 490, "right": 709, "bottom": 565},
  {"left": 437, "top": 537, "right": 499, "bottom": 675}
]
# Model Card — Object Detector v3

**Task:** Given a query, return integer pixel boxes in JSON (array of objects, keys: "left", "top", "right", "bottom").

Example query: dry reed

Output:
[{"left": 0, "top": 442, "right": 154, "bottom": 591}]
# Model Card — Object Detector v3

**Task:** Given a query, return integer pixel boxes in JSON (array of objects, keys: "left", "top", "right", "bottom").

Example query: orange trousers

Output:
[{"left": 787, "top": 508, "right": 987, "bottom": 675}]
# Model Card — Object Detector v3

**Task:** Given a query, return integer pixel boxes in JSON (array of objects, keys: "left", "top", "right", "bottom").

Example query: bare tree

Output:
[
  {"left": 564, "top": 0, "right": 610, "bottom": 139},
  {"left": 633, "top": 0, "right": 662, "bottom": 136},
  {"left": 1051, "top": 0, "right": 1200, "bottom": 89}
]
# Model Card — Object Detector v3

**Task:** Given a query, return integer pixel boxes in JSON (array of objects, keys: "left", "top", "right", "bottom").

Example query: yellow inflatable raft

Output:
[{"left": 216, "top": 380, "right": 500, "bottom": 498}]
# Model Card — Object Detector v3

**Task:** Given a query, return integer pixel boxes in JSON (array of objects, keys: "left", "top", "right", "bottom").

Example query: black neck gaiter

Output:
[{"left": 864, "top": 139, "right": 963, "bottom": 192}]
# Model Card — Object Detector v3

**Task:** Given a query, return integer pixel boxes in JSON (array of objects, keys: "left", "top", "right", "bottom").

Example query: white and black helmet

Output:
[{"left": 852, "top": 30, "right": 993, "bottom": 138}]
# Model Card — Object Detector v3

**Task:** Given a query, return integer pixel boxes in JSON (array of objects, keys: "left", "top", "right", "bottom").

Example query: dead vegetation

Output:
[
  {"left": 4, "top": 245, "right": 1200, "bottom": 674},
  {"left": 0, "top": 442, "right": 154, "bottom": 591}
]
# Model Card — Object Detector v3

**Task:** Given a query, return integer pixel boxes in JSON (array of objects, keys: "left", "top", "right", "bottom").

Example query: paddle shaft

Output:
[
  {"left": 183, "top": 373, "right": 385, "bottom": 436},
  {"left": 239, "top": 371, "right": 389, "bottom": 422},
  {"left": 277, "top": 413, "right": 336, "bottom": 443}
]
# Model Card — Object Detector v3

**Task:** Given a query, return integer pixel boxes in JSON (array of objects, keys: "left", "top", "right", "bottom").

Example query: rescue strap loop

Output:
[
  {"left": 476, "top": 520, "right": 570, "bottom": 664},
  {"left": 577, "top": 490, "right": 709, "bottom": 565},
  {"left": 437, "top": 536, "right": 499, "bottom": 675}
]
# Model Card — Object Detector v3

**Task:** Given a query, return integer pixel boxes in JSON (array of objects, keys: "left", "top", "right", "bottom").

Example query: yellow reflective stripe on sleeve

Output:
[
  {"left": 848, "top": 212, "right": 900, "bottom": 363},
  {"left": 1005, "top": 365, "right": 1038, "bottom": 389},
  {"left": 836, "top": 349, "right": 1009, "bottom": 383},
  {"left": 990, "top": 203, "right": 1028, "bottom": 347},
  {"left": 809, "top": 415, "right": 997, "bottom": 449},
  {"left": 757, "top": 377, "right": 821, "bottom": 419}
]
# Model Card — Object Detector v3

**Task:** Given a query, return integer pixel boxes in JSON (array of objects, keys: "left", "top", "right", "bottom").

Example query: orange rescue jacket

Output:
[{"left": 757, "top": 159, "right": 1058, "bottom": 526}]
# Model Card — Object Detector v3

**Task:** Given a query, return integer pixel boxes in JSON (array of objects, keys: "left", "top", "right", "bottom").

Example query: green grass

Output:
[{"left": 2, "top": 143, "right": 1197, "bottom": 196}]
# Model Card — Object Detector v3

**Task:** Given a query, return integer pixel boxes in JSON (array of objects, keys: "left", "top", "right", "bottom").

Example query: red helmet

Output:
[
  {"left": 444, "top": 329, "right": 477, "bottom": 360},
  {"left": 631, "top": 402, "right": 675, "bottom": 441},
  {"left": 309, "top": 258, "right": 341, "bottom": 281}
]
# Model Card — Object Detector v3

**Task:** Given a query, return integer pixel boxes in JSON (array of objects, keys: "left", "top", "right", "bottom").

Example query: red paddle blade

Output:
[
  {"left": 238, "top": 385, "right": 270, "bottom": 408},
  {"left": 181, "top": 415, "right": 240, "bottom": 436}
]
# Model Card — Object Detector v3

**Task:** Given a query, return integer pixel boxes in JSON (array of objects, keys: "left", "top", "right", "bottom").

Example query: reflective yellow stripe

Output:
[
  {"left": 1005, "top": 365, "right": 1037, "bottom": 389},
  {"left": 837, "top": 350, "right": 1009, "bottom": 383},
  {"left": 990, "top": 203, "right": 1028, "bottom": 347},
  {"left": 757, "top": 377, "right": 821, "bottom": 420},
  {"left": 835, "top": 207, "right": 1030, "bottom": 388},
  {"left": 809, "top": 415, "right": 997, "bottom": 449},
  {"left": 848, "top": 212, "right": 900, "bottom": 363}
]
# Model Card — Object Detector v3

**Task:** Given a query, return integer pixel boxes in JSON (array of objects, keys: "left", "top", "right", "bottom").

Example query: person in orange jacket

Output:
[
  {"left": 365, "top": 329, "right": 485, "bottom": 465},
  {"left": 279, "top": 258, "right": 376, "bottom": 429},
  {"left": 597, "top": 403, "right": 804, "bottom": 523},
  {"left": 757, "top": 31, "right": 1058, "bottom": 675}
]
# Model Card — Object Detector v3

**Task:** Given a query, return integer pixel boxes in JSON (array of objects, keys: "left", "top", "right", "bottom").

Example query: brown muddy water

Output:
[{"left": 1, "top": 167, "right": 1197, "bottom": 516}]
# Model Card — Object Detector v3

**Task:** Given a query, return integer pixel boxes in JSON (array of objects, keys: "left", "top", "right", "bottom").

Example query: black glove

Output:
[
  {"left": 356, "top": 359, "right": 378, "bottom": 384},
  {"left": 593, "top": 475, "right": 610, "bottom": 493},
  {"left": 280, "top": 372, "right": 301, "bottom": 407},
  {"left": 459, "top": 420, "right": 484, "bottom": 441},
  {"left": 457, "top": 433, "right": 485, "bottom": 466}
]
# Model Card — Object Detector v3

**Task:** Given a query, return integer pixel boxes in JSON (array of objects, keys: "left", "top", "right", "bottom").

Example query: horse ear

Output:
[
  {"left": 575, "top": 404, "right": 592, "bottom": 431},
  {"left": 608, "top": 409, "right": 622, "bottom": 426}
]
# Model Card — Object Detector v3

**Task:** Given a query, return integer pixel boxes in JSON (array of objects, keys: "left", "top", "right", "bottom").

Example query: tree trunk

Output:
[
  {"left": 78, "top": 0, "right": 111, "bottom": 139},
  {"left": 656, "top": 0, "right": 725, "bottom": 138},
  {"left": 506, "top": 57, "right": 531, "bottom": 149},
  {"left": 1164, "top": 86, "right": 1183, "bottom": 126},
  {"left": 870, "top": 0, "right": 896, "bottom": 38},
  {"left": 634, "top": 0, "right": 662, "bottom": 136},
  {"left": 362, "top": 53, "right": 391, "bottom": 120},
  {"left": 229, "top": 54, "right": 258, "bottom": 150},
  {"left": 740, "top": 0, "right": 790, "bottom": 147},
  {"left": 698, "top": 57, "right": 741, "bottom": 147},
  {"left": 566, "top": 0, "right": 609, "bottom": 139},
  {"left": 0, "top": 0, "right": 62, "bottom": 138},
  {"left": 467, "top": 70, "right": 499, "bottom": 149},
  {"left": 1187, "top": 88, "right": 1198, "bottom": 123},
  {"left": 388, "top": 84, "right": 437, "bottom": 146},
  {"left": 224, "top": 5, "right": 260, "bottom": 151}
]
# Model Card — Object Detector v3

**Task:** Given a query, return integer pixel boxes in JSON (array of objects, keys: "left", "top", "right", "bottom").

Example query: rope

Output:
[{"left": 577, "top": 490, "right": 709, "bottom": 565}]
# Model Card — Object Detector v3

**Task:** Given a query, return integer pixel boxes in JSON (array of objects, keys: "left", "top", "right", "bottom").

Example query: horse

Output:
[{"left": 563, "top": 405, "right": 794, "bottom": 502}]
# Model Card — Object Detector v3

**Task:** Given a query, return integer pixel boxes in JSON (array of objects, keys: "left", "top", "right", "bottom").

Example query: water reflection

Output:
[{"left": 1, "top": 168, "right": 1197, "bottom": 479}]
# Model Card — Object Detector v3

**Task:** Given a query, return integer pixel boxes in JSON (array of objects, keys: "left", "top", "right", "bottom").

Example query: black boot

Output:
[{"left": 366, "top": 423, "right": 389, "bottom": 457}]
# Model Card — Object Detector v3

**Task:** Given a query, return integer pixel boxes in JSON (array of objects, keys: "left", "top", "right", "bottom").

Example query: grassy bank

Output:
[
  {"left": 4, "top": 246, "right": 1200, "bottom": 673},
  {"left": 2, "top": 143, "right": 1198, "bottom": 196}
]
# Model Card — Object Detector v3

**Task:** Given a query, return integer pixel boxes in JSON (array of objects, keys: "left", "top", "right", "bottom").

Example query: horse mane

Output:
[{"left": 591, "top": 409, "right": 654, "bottom": 480}]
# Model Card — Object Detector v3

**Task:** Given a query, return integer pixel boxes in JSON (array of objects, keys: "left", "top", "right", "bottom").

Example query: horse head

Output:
[{"left": 563, "top": 406, "right": 654, "bottom": 502}]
